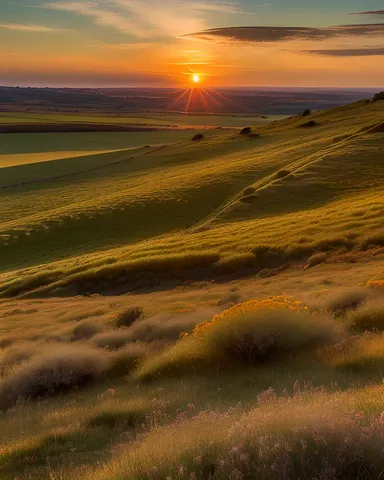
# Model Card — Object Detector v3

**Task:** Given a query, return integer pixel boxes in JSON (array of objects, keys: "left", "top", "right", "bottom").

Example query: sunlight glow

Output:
[{"left": 193, "top": 74, "right": 199, "bottom": 83}]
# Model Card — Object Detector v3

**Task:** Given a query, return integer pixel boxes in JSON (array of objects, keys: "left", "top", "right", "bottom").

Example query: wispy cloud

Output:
[
  {"left": 46, "top": 2, "right": 152, "bottom": 37},
  {"left": 302, "top": 47, "right": 384, "bottom": 56},
  {"left": 182, "top": 24, "right": 384, "bottom": 43},
  {"left": 350, "top": 10, "right": 384, "bottom": 16},
  {"left": 0, "top": 23, "right": 67, "bottom": 32},
  {"left": 45, "top": 0, "right": 243, "bottom": 38}
]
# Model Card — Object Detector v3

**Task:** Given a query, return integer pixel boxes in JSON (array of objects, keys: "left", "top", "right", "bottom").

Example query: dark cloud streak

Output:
[
  {"left": 183, "top": 24, "right": 384, "bottom": 43},
  {"left": 302, "top": 47, "right": 384, "bottom": 57},
  {"left": 350, "top": 11, "right": 384, "bottom": 16}
]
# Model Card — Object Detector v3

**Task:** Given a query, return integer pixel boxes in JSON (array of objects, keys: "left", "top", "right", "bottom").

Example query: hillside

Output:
[
  {"left": 1, "top": 98, "right": 384, "bottom": 480},
  {"left": 0, "top": 99, "right": 383, "bottom": 297}
]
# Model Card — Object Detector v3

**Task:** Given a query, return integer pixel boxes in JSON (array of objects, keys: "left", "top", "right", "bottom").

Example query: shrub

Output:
[
  {"left": 0, "top": 343, "right": 40, "bottom": 372},
  {"left": 325, "top": 289, "right": 367, "bottom": 317},
  {"left": 348, "top": 300, "right": 384, "bottom": 332},
  {"left": 240, "top": 127, "right": 251, "bottom": 135},
  {"left": 0, "top": 345, "right": 106, "bottom": 411},
  {"left": 307, "top": 252, "right": 327, "bottom": 268},
  {"left": 124, "top": 311, "right": 209, "bottom": 343},
  {"left": 136, "top": 297, "right": 341, "bottom": 379},
  {"left": 192, "top": 133, "right": 204, "bottom": 141},
  {"left": 327, "top": 334, "right": 384, "bottom": 374},
  {"left": 115, "top": 307, "right": 143, "bottom": 328},
  {"left": 302, "top": 108, "right": 311, "bottom": 116},
  {"left": 72, "top": 319, "right": 105, "bottom": 340},
  {"left": 373, "top": 91, "right": 384, "bottom": 102},
  {"left": 299, "top": 120, "right": 318, "bottom": 128},
  {"left": 195, "top": 301, "right": 340, "bottom": 365}
]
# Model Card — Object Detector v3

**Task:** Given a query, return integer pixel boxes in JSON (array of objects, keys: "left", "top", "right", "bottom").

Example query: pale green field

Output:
[
  {"left": 0, "top": 130, "right": 215, "bottom": 168},
  {"left": 0, "top": 111, "right": 286, "bottom": 127}
]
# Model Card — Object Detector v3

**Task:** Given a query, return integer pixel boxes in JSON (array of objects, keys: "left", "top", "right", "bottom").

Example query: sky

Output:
[{"left": 0, "top": 0, "right": 383, "bottom": 87}]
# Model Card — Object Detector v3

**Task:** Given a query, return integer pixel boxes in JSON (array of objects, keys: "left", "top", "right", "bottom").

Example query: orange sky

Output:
[{"left": 1, "top": 1, "right": 383, "bottom": 87}]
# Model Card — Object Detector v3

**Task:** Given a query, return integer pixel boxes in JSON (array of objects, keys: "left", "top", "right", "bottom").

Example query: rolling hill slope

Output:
[{"left": 0, "top": 99, "right": 383, "bottom": 297}]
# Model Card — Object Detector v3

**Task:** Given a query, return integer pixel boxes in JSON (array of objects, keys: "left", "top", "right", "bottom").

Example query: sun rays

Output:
[{"left": 166, "top": 86, "right": 245, "bottom": 114}]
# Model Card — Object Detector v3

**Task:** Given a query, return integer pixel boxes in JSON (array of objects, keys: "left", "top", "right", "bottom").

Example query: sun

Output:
[{"left": 193, "top": 74, "right": 200, "bottom": 83}]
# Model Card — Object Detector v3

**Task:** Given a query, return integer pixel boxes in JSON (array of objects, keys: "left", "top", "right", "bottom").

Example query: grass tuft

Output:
[
  {"left": 0, "top": 345, "right": 106, "bottom": 410},
  {"left": 115, "top": 307, "right": 143, "bottom": 328}
]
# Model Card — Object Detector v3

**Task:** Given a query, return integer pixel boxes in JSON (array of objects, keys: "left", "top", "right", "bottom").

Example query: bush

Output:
[
  {"left": 123, "top": 311, "right": 209, "bottom": 343},
  {"left": 325, "top": 289, "right": 367, "bottom": 317},
  {"left": 192, "top": 133, "right": 204, "bottom": 141},
  {"left": 136, "top": 297, "right": 341, "bottom": 379},
  {"left": 299, "top": 120, "right": 318, "bottom": 128},
  {"left": 328, "top": 334, "right": 384, "bottom": 374},
  {"left": 302, "top": 108, "right": 311, "bottom": 116},
  {"left": 198, "top": 304, "right": 340, "bottom": 365},
  {"left": 0, "top": 345, "right": 106, "bottom": 410},
  {"left": 115, "top": 307, "right": 143, "bottom": 328},
  {"left": 0, "top": 343, "right": 40, "bottom": 372},
  {"left": 373, "top": 91, "right": 384, "bottom": 102},
  {"left": 348, "top": 300, "right": 384, "bottom": 332},
  {"left": 72, "top": 319, "right": 105, "bottom": 340},
  {"left": 240, "top": 127, "right": 251, "bottom": 135},
  {"left": 307, "top": 252, "right": 327, "bottom": 268}
]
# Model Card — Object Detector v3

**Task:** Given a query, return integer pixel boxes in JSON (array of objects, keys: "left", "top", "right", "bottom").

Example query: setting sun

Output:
[{"left": 193, "top": 74, "right": 200, "bottom": 83}]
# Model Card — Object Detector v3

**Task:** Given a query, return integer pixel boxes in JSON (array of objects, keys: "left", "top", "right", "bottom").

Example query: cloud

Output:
[
  {"left": 45, "top": 0, "right": 243, "bottom": 38},
  {"left": 350, "top": 11, "right": 384, "bottom": 16},
  {"left": 302, "top": 47, "right": 384, "bottom": 56},
  {"left": 47, "top": 2, "right": 151, "bottom": 37},
  {"left": 0, "top": 23, "right": 66, "bottom": 32},
  {"left": 182, "top": 24, "right": 384, "bottom": 43}
]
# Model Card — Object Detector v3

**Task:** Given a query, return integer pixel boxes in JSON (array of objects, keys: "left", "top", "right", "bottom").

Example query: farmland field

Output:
[{"left": 0, "top": 130, "right": 215, "bottom": 167}]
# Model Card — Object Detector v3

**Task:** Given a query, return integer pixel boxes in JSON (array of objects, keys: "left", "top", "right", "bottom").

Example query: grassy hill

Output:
[{"left": 0, "top": 99, "right": 382, "bottom": 297}]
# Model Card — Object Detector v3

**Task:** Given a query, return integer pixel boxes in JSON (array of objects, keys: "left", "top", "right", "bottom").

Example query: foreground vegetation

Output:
[{"left": 1, "top": 277, "right": 384, "bottom": 479}]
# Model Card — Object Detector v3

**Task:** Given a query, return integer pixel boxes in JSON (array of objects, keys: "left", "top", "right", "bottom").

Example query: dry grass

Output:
[
  {"left": 86, "top": 385, "right": 384, "bottom": 480},
  {"left": 348, "top": 299, "right": 384, "bottom": 332},
  {"left": 0, "top": 345, "right": 107, "bottom": 411}
]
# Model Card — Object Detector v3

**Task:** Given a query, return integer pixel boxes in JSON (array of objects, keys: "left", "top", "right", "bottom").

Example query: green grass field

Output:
[
  {"left": 0, "top": 130, "right": 218, "bottom": 168},
  {"left": 0, "top": 111, "right": 286, "bottom": 128},
  {"left": 0, "top": 99, "right": 384, "bottom": 480}
]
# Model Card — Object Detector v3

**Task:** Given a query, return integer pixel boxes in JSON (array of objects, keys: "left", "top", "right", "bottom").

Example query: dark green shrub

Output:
[{"left": 116, "top": 307, "right": 143, "bottom": 328}]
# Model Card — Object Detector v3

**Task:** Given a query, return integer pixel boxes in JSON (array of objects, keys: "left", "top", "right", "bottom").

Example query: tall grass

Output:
[{"left": 87, "top": 386, "right": 384, "bottom": 480}]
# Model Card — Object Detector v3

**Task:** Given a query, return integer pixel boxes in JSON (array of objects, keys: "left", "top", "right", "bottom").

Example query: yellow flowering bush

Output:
[{"left": 193, "top": 296, "right": 309, "bottom": 337}]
